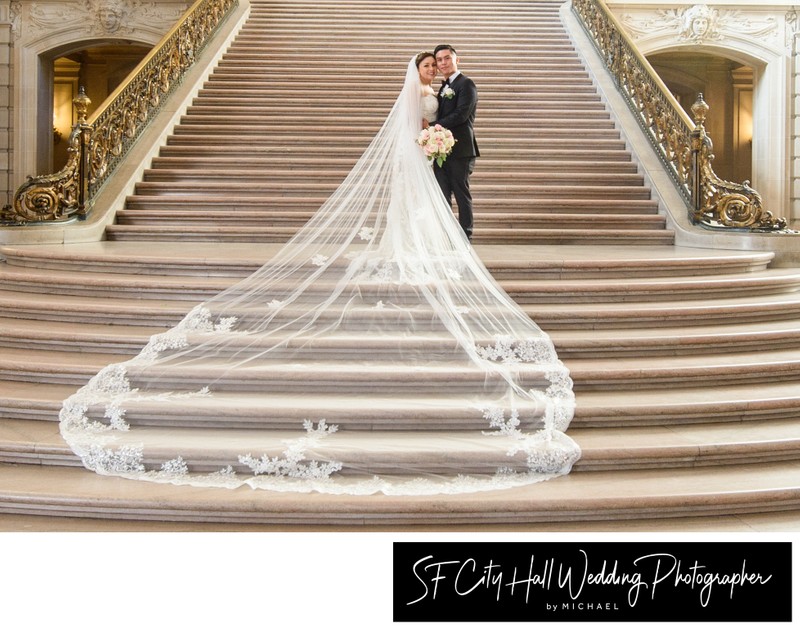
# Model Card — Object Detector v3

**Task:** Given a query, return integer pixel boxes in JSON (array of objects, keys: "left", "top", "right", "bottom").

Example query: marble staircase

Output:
[{"left": 0, "top": 0, "right": 799, "bottom": 528}]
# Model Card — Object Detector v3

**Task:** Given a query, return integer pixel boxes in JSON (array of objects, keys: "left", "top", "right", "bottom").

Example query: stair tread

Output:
[
  {"left": 4, "top": 287, "right": 800, "bottom": 314},
  {"left": 4, "top": 346, "right": 800, "bottom": 378},
  {"left": 0, "top": 461, "right": 798, "bottom": 520},
  {"left": 3, "top": 315, "right": 798, "bottom": 341},
  {"left": 4, "top": 419, "right": 800, "bottom": 467},
  {"left": 4, "top": 380, "right": 799, "bottom": 412},
  {"left": 2, "top": 266, "right": 798, "bottom": 295},
  {"left": 4, "top": 243, "right": 769, "bottom": 268}
]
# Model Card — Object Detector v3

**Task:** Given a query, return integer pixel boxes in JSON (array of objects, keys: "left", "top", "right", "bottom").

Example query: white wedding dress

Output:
[
  {"left": 420, "top": 83, "right": 438, "bottom": 123},
  {"left": 58, "top": 58, "right": 581, "bottom": 495}
]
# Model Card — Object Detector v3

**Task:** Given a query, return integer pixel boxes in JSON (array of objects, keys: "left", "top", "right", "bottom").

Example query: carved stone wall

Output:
[
  {"left": 1, "top": 0, "right": 188, "bottom": 206},
  {"left": 607, "top": 1, "right": 798, "bottom": 221}
]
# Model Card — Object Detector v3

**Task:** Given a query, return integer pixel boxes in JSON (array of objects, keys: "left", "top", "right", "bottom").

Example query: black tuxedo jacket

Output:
[{"left": 433, "top": 73, "right": 479, "bottom": 160}]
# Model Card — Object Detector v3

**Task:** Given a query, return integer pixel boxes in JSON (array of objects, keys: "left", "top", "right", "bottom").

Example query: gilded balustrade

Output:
[
  {"left": 572, "top": 0, "right": 788, "bottom": 231},
  {"left": 1, "top": 0, "right": 237, "bottom": 225}
]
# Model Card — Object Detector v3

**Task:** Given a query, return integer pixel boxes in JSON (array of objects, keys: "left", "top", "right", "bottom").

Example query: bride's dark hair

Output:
[{"left": 415, "top": 51, "right": 434, "bottom": 67}]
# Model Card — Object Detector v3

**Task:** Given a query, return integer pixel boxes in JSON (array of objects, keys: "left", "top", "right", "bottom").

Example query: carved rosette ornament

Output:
[
  {"left": 1, "top": 0, "right": 237, "bottom": 225},
  {"left": 572, "top": 0, "right": 790, "bottom": 233}
]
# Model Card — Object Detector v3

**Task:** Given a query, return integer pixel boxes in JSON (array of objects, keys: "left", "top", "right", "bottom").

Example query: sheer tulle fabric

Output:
[{"left": 59, "top": 58, "right": 581, "bottom": 495}]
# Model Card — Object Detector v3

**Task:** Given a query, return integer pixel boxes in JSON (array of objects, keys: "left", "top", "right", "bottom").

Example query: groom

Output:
[{"left": 431, "top": 44, "right": 480, "bottom": 241}]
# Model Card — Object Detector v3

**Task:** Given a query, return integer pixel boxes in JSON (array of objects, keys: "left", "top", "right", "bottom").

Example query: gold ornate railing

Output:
[
  {"left": 1, "top": 0, "right": 237, "bottom": 225},
  {"left": 572, "top": 0, "right": 788, "bottom": 231}
]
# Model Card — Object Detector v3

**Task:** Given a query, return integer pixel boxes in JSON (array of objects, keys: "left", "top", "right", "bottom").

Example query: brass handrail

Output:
[
  {"left": 2, "top": 0, "right": 237, "bottom": 225},
  {"left": 572, "top": 0, "right": 788, "bottom": 231}
]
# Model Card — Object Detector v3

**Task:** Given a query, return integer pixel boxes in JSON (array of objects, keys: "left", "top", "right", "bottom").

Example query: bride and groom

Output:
[
  {"left": 416, "top": 45, "right": 479, "bottom": 241},
  {"left": 58, "top": 46, "right": 579, "bottom": 495}
]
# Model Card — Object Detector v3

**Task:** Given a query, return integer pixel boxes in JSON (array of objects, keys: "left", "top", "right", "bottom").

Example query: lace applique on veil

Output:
[{"left": 58, "top": 57, "right": 581, "bottom": 495}]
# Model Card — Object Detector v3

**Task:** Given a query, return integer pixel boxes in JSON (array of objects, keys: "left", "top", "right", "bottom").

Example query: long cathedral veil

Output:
[{"left": 59, "top": 57, "right": 581, "bottom": 495}]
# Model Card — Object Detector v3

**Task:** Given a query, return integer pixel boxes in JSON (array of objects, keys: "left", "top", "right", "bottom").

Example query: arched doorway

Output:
[
  {"left": 648, "top": 51, "right": 754, "bottom": 186},
  {"left": 51, "top": 43, "right": 151, "bottom": 173}
]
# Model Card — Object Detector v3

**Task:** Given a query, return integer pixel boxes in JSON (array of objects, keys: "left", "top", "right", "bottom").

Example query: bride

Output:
[{"left": 58, "top": 54, "right": 581, "bottom": 495}]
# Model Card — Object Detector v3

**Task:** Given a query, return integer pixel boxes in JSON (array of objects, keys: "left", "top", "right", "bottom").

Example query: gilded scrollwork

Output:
[
  {"left": 2, "top": 0, "right": 237, "bottom": 225},
  {"left": 572, "top": 0, "right": 789, "bottom": 232},
  {"left": 690, "top": 95, "right": 786, "bottom": 231}
]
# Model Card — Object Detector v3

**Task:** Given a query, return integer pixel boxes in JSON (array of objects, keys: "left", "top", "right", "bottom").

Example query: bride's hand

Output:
[{"left": 422, "top": 118, "right": 430, "bottom": 129}]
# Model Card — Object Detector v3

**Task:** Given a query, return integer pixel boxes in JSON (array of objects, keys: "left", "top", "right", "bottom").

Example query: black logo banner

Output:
[{"left": 393, "top": 541, "right": 792, "bottom": 622}]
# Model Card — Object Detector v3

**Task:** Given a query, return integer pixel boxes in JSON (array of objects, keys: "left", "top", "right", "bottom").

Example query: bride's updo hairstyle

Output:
[{"left": 415, "top": 51, "right": 434, "bottom": 67}]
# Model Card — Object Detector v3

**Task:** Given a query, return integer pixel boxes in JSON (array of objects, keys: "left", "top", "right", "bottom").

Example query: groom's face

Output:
[{"left": 435, "top": 49, "right": 458, "bottom": 78}]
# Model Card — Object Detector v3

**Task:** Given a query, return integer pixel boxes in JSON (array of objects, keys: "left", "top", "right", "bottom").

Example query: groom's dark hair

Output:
[{"left": 434, "top": 44, "right": 457, "bottom": 56}]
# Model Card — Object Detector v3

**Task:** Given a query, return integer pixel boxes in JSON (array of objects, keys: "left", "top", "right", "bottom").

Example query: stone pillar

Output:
[
  {"left": 791, "top": 17, "right": 800, "bottom": 224},
  {"left": 0, "top": 2, "right": 12, "bottom": 206}
]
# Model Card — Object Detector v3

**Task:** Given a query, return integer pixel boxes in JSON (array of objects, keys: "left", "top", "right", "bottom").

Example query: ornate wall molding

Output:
[
  {"left": 621, "top": 5, "right": 779, "bottom": 46},
  {"left": 19, "top": 0, "right": 186, "bottom": 44}
]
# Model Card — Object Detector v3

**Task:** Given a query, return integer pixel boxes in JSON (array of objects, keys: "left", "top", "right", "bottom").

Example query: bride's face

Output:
[{"left": 417, "top": 56, "right": 437, "bottom": 85}]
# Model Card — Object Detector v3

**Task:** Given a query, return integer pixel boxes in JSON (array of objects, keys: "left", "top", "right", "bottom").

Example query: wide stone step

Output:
[
  {"left": 4, "top": 418, "right": 800, "bottom": 472},
  {"left": 565, "top": 349, "right": 800, "bottom": 390},
  {"left": 104, "top": 225, "right": 674, "bottom": 245},
  {"left": 0, "top": 291, "right": 190, "bottom": 326},
  {"left": 184, "top": 103, "right": 612, "bottom": 118},
  {"left": 123, "top": 195, "right": 660, "bottom": 215},
  {"left": 203, "top": 75, "right": 597, "bottom": 91},
  {"left": 529, "top": 294, "right": 800, "bottom": 328},
  {"left": 69, "top": 392, "right": 548, "bottom": 432},
  {"left": 4, "top": 377, "right": 799, "bottom": 430},
  {"left": 177, "top": 114, "right": 616, "bottom": 130},
  {"left": 157, "top": 143, "right": 631, "bottom": 161},
  {"left": 149, "top": 156, "right": 640, "bottom": 174},
  {"left": 0, "top": 243, "right": 771, "bottom": 278},
  {"left": 216, "top": 56, "right": 584, "bottom": 70},
  {"left": 5, "top": 314, "right": 800, "bottom": 358},
  {"left": 0, "top": 318, "right": 162, "bottom": 354},
  {"left": 212, "top": 63, "right": 589, "bottom": 75},
  {"left": 553, "top": 321, "right": 800, "bottom": 356},
  {"left": 193, "top": 90, "right": 605, "bottom": 105},
  {"left": 115, "top": 211, "right": 663, "bottom": 231},
  {"left": 2, "top": 345, "right": 799, "bottom": 392},
  {"left": 228, "top": 38, "right": 575, "bottom": 52},
  {"left": 0, "top": 352, "right": 557, "bottom": 392},
  {"left": 0, "top": 460, "right": 797, "bottom": 524},
  {"left": 4, "top": 287, "right": 800, "bottom": 329},
  {"left": 168, "top": 124, "right": 617, "bottom": 141},
  {"left": 15, "top": 267, "right": 795, "bottom": 303},
  {"left": 575, "top": 382, "right": 800, "bottom": 426},
  {"left": 5, "top": 316, "right": 800, "bottom": 360},
  {"left": 141, "top": 168, "right": 642, "bottom": 186},
  {"left": 131, "top": 181, "right": 653, "bottom": 199},
  {"left": 163, "top": 137, "right": 631, "bottom": 156}
]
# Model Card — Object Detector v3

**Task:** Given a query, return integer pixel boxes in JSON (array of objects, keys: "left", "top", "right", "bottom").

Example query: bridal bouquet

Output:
[{"left": 416, "top": 124, "right": 456, "bottom": 167}]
